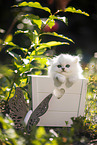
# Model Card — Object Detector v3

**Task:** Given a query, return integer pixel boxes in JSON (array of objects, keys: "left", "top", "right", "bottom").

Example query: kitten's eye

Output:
[
  {"left": 57, "top": 65, "right": 62, "bottom": 68},
  {"left": 65, "top": 64, "right": 70, "bottom": 68}
]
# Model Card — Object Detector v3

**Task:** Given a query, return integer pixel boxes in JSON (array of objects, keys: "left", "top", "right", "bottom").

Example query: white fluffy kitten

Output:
[{"left": 48, "top": 54, "right": 83, "bottom": 99}]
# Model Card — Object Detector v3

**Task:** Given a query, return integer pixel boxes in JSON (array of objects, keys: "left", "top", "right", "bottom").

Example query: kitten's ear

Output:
[{"left": 74, "top": 56, "right": 80, "bottom": 63}]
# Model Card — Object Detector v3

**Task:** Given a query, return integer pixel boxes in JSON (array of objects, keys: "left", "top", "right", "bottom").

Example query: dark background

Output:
[{"left": 0, "top": 0, "right": 97, "bottom": 64}]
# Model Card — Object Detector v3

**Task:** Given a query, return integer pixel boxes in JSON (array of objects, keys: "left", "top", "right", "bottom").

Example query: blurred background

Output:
[{"left": 0, "top": 0, "right": 97, "bottom": 64}]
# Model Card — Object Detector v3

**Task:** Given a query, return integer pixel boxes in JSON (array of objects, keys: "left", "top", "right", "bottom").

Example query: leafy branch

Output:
[{"left": 2, "top": 1, "right": 89, "bottom": 101}]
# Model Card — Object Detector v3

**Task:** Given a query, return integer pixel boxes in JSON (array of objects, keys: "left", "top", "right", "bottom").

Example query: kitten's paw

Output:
[
  {"left": 53, "top": 88, "right": 65, "bottom": 99},
  {"left": 66, "top": 77, "right": 78, "bottom": 88},
  {"left": 68, "top": 77, "right": 77, "bottom": 83},
  {"left": 59, "top": 77, "right": 66, "bottom": 83},
  {"left": 55, "top": 74, "right": 66, "bottom": 83},
  {"left": 66, "top": 81, "right": 73, "bottom": 88}
]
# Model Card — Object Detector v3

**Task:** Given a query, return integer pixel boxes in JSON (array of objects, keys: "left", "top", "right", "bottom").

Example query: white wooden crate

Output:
[{"left": 28, "top": 75, "right": 87, "bottom": 126}]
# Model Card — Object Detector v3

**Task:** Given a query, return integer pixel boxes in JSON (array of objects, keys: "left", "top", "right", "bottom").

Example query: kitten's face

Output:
[{"left": 50, "top": 54, "right": 79, "bottom": 76}]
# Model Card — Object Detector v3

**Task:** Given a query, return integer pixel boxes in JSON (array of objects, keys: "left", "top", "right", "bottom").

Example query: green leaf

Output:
[
  {"left": 6, "top": 41, "right": 28, "bottom": 53},
  {"left": 15, "top": 30, "right": 34, "bottom": 42},
  {"left": 65, "top": 7, "right": 89, "bottom": 16},
  {"left": 7, "top": 51, "right": 21, "bottom": 61},
  {"left": 42, "top": 15, "right": 68, "bottom": 29},
  {"left": 45, "top": 15, "right": 55, "bottom": 28},
  {"left": 33, "top": 30, "right": 39, "bottom": 45},
  {"left": 31, "top": 48, "right": 46, "bottom": 56},
  {"left": 36, "top": 127, "right": 46, "bottom": 139},
  {"left": 4, "top": 42, "right": 17, "bottom": 47},
  {"left": 47, "top": 19, "right": 55, "bottom": 29},
  {"left": 40, "top": 32, "right": 74, "bottom": 43},
  {"left": 49, "top": 15, "right": 67, "bottom": 24},
  {"left": 17, "top": 1, "right": 51, "bottom": 14},
  {"left": 23, "top": 14, "right": 42, "bottom": 29},
  {"left": 14, "top": 61, "right": 21, "bottom": 69},
  {"left": 0, "top": 65, "right": 13, "bottom": 78},
  {"left": 19, "top": 47, "right": 28, "bottom": 53},
  {"left": 31, "top": 41, "right": 69, "bottom": 56},
  {"left": 5, "top": 34, "right": 13, "bottom": 43},
  {"left": 38, "top": 41, "right": 69, "bottom": 48},
  {"left": 44, "top": 15, "right": 68, "bottom": 28},
  {"left": 35, "top": 57, "right": 48, "bottom": 68},
  {"left": 19, "top": 64, "right": 33, "bottom": 74},
  {"left": 15, "top": 30, "right": 29, "bottom": 35},
  {"left": 55, "top": 16, "right": 66, "bottom": 23}
]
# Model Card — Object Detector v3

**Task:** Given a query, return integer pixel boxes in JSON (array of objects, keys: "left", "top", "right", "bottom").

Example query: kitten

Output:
[{"left": 48, "top": 54, "right": 83, "bottom": 99}]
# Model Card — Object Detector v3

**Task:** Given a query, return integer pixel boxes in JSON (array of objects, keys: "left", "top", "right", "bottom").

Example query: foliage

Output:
[
  {"left": 0, "top": 114, "right": 25, "bottom": 145},
  {"left": 0, "top": 113, "right": 97, "bottom": 145},
  {"left": 0, "top": 1, "right": 89, "bottom": 100},
  {"left": 84, "top": 55, "right": 97, "bottom": 136},
  {"left": 0, "top": 1, "right": 97, "bottom": 145}
]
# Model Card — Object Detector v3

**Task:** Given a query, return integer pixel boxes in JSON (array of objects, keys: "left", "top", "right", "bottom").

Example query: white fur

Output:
[{"left": 48, "top": 54, "right": 83, "bottom": 99}]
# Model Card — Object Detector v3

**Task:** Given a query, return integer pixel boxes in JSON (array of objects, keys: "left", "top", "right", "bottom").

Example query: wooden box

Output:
[{"left": 28, "top": 75, "right": 87, "bottom": 126}]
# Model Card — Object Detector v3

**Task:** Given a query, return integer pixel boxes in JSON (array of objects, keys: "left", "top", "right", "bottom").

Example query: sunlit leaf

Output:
[
  {"left": 14, "top": 61, "right": 21, "bottom": 69},
  {"left": 16, "top": 1, "right": 51, "bottom": 14},
  {"left": 49, "top": 15, "right": 66, "bottom": 25},
  {"left": 33, "top": 30, "right": 39, "bottom": 45},
  {"left": 65, "top": 7, "right": 89, "bottom": 16},
  {"left": 5, "top": 34, "right": 13, "bottom": 42},
  {"left": 15, "top": 30, "right": 34, "bottom": 42},
  {"left": 39, "top": 41, "right": 69, "bottom": 48},
  {"left": 15, "top": 30, "right": 29, "bottom": 35},
  {"left": 7, "top": 51, "right": 22, "bottom": 63},
  {"left": 36, "top": 127, "right": 46, "bottom": 139},
  {"left": 51, "top": 139, "right": 58, "bottom": 145},
  {"left": 40, "top": 32, "right": 74, "bottom": 43},
  {"left": 24, "top": 14, "right": 42, "bottom": 29},
  {"left": 5, "top": 40, "right": 28, "bottom": 53},
  {"left": 19, "top": 64, "right": 33, "bottom": 74},
  {"left": 47, "top": 19, "right": 55, "bottom": 29},
  {"left": 43, "top": 15, "right": 67, "bottom": 29},
  {"left": 20, "top": 47, "right": 28, "bottom": 52},
  {"left": 0, "top": 65, "right": 13, "bottom": 78},
  {"left": 19, "top": 78, "right": 28, "bottom": 87},
  {"left": 31, "top": 48, "right": 46, "bottom": 55},
  {"left": 32, "top": 140, "right": 41, "bottom": 145},
  {"left": 45, "top": 15, "right": 55, "bottom": 28},
  {"left": 34, "top": 57, "right": 48, "bottom": 68},
  {"left": 31, "top": 41, "right": 69, "bottom": 56},
  {"left": 34, "top": 70, "right": 42, "bottom": 75},
  {"left": 4, "top": 42, "right": 16, "bottom": 47}
]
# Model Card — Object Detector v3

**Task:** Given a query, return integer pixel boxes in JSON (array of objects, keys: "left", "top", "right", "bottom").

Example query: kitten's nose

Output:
[{"left": 62, "top": 68, "right": 65, "bottom": 71}]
